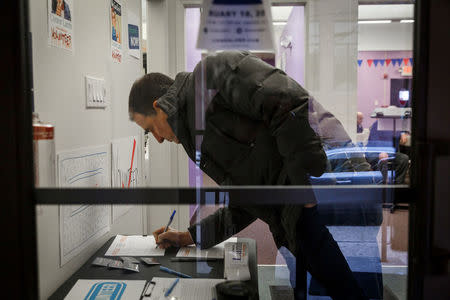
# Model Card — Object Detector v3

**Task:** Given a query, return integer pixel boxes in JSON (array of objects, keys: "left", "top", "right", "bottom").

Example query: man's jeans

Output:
[{"left": 282, "top": 206, "right": 368, "bottom": 300}]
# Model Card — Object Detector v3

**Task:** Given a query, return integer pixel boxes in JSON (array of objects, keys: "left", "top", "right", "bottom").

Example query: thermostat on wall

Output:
[{"left": 85, "top": 76, "right": 107, "bottom": 108}]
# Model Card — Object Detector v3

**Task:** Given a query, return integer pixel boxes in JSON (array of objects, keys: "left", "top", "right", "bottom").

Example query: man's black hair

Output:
[{"left": 128, "top": 73, "right": 174, "bottom": 119}]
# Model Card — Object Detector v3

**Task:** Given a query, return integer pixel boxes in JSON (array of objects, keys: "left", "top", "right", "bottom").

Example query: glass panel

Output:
[
  {"left": 181, "top": 2, "right": 412, "bottom": 300},
  {"left": 33, "top": 1, "right": 413, "bottom": 299},
  {"left": 31, "top": 1, "right": 413, "bottom": 190}
]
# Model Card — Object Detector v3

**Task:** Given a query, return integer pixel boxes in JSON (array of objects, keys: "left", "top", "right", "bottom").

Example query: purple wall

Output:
[
  {"left": 280, "top": 6, "right": 305, "bottom": 85},
  {"left": 185, "top": 8, "right": 202, "bottom": 188},
  {"left": 185, "top": 8, "right": 202, "bottom": 73},
  {"left": 357, "top": 51, "right": 413, "bottom": 129}
]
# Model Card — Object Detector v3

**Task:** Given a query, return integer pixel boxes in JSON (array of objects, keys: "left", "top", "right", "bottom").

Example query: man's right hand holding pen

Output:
[{"left": 153, "top": 227, "right": 194, "bottom": 249}]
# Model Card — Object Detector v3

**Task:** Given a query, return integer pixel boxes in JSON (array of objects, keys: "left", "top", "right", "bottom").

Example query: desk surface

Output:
[{"left": 49, "top": 237, "right": 258, "bottom": 300}]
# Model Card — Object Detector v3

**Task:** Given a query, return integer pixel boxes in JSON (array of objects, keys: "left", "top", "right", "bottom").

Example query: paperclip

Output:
[
  {"left": 140, "top": 281, "right": 155, "bottom": 300},
  {"left": 144, "top": 281, "right": 156, "bottom": 297}
]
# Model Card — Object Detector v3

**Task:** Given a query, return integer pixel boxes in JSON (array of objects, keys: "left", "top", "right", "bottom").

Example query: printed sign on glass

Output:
[{"left": 197, "top": 0, "right": 274, "bottom": 51}]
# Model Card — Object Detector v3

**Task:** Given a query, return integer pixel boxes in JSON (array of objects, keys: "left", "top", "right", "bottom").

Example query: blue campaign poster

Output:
[{"left": 128, "top": 24, "right": 139, "bottom": 50}]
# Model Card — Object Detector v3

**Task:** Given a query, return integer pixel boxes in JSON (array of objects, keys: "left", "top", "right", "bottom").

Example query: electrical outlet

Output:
[{"left": 85, "top": 76, "right": 107, "bottom": 108}]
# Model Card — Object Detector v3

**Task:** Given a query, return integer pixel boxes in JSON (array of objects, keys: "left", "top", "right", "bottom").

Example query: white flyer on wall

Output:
[
  {"left": 57, "top": 145, "right": 111, "bottom": 265},
  {"left": 111, "top": 0, "right": 123, "bottom": 63},
  {"left": 197, "top": 0, "right": 274, "bottom": 51},
  {"left": 60, "top": 205, "right": 111, "bottom": 266},
  {"left": 111, "top": 136, "right": 140, "bottom": 221},
  {"left": 47, "top": 0, "right": 74, "bottom": 52},
  {"left": 57, "top": 145, "right": 110, "bottom": 188}
]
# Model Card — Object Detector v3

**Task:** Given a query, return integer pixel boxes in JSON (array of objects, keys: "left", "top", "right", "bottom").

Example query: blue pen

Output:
[
  {"left": 159, "top": 266, "right": 192, "bottom": 278},
  {"left": 164, "top": 278, "right": 180, "bottom": 297},
  {"left": 156, "top": 210, "right": 176, "bottom": 249}
]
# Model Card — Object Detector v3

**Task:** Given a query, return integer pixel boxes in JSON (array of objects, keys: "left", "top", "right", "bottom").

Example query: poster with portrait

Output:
[
  {"left": 48, "top": 0, "right": 74, "bottom": 52},
  {"left": 110, "top": 0, "right": 123, "bottom": 63}
]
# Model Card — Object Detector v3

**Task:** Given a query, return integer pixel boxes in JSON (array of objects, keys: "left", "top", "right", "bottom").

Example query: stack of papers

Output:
[{"left": 105, "top": 235, "right": 165, "bottom": 256}]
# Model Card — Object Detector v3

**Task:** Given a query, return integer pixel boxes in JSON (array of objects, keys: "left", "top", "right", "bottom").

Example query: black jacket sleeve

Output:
[
  {"left": 187, "top": 205, "right": 257, "bottom": 249},
  {"left": 194, "top": 51, "right": 327, "bottom": 180}
]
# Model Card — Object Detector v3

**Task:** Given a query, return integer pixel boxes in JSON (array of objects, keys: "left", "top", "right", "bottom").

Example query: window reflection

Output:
[{"left": 33, "top": 1, "right": 414, "bottom": 300}]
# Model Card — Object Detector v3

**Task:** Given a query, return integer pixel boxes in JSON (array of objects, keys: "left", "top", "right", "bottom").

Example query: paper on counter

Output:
[
  {"left": 175, "top": 237, "right": 236, "bottom": 259},
  {"left": 148, "top": 277, "right": 225, "bottom": 300},
  {"left": 105, "top": 235, "right": 165, "bottom": 256},
  {"left": 64, "top": 280, "right": 146, "bottom": 300}
]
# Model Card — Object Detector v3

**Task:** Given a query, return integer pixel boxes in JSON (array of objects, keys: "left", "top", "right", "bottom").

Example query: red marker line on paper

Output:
[{"left": 127, "top": 139, "right": 136, "bottom": 188}]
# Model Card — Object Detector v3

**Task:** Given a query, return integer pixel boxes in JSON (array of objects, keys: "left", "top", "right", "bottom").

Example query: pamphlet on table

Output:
[
  {"left": 64, "top": 279, "right": 146, "bottom": 300},
  {"left": 105, "top": 235, "right": 165, "bottom": 256}
]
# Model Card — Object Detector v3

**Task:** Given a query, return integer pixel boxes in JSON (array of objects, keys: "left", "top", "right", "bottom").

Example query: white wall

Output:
[
  {"left": 358, "top": 4, "right": 413, "bottom": 21},
  {"left": 145, "top": 0, "right": 190, "bottom": 237},
  {"left": 305, "top": 0, "right": 359, "bottom": 141},
  {"left": 146, "top": 0, "right": 179, "bottom": 188},
  {"left": 358, "top": 23, "right": 413, "bottom": 51},
  {"left": 30, "top": 0, "right": 145, "bottom": 298}
]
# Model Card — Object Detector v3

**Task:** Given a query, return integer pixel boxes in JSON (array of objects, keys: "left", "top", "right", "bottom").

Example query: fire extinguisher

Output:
[{"left": 33, "top": 113, "right": 55, "bottom": 187}]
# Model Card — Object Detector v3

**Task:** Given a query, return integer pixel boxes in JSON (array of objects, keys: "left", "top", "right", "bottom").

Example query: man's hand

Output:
[
  {"left": 379, "top": 152, "right": 389, "bottom": 161},
  {"left": 153, "top": 227, "right": 194, "bottom": 249},
  {"left": 400, "top": 133, "right": 410, "bottom": 146}
]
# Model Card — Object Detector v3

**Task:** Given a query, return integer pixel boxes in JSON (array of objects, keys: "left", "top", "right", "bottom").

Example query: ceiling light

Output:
[
  {"left": 400, "top": 19, "right": 414, "bottom": 23},
  {"left": 273, "top": 21, "right": 287, "bottom": 26},
  {"left": 358, "top": 20, "right": 392, "bottom": 24}
]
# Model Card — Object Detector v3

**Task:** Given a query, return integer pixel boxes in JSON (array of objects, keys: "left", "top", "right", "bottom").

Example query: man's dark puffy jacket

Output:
[{"left": 156, "top": 51, "right": 327, "bottom": 253}]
